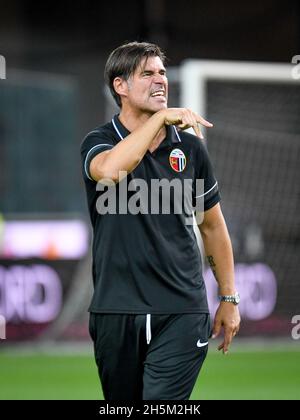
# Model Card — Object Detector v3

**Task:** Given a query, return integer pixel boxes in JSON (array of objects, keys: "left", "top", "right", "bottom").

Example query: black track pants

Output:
[{"left": 89, "top": 313, "right": 212, "bottom": 400}]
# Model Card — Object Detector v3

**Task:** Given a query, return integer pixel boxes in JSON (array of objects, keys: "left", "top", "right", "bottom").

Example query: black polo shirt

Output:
[{"left": 80, "top": 114, "right": 220, "bottom": 314}]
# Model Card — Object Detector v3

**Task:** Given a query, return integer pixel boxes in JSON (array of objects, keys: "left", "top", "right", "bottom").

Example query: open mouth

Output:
[{"left": 150, "top": 90, "right": 165, "bottom": 98}]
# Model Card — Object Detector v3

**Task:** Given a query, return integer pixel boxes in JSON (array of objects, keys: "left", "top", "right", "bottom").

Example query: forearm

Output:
[
  {"left": 95, "top": 107, "right": 213, "bottom": 182},
  {"left": 200, "top": 219, "right": 236, "bottom": 295},
  {"left": 101, "top": 111, "right": 165, "bottom": 179}
]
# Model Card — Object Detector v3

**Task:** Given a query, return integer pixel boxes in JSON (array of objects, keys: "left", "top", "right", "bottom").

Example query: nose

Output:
[{"left": 153, "top": 73, "right": 166, "bottom": 84}]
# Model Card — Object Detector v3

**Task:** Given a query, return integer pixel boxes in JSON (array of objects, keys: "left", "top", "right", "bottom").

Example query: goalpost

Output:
[
  {"left": 180, "top": 59, "right": 298, "bottom": 117},
  {"left": 179, "top": 59, "right": 300, "bottom": 328}
]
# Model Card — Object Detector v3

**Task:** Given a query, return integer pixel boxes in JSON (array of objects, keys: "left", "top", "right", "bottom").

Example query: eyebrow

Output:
[{"left": 140, "top": 68, "right": 167, "bottom": 74}]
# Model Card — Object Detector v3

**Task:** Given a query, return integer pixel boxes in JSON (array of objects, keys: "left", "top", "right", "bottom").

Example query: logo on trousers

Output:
[{"left": 196, "top": 339, "right": 208, "bottom": 348}]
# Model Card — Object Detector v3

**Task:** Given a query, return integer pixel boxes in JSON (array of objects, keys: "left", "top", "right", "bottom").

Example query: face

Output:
[{"left": 121, "top": 56, "right": 168, "bottom": 114}]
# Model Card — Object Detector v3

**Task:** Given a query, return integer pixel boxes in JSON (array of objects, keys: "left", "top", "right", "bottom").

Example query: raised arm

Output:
[{"left": 90, "top": 108, "right": 212, "bottom": 183}]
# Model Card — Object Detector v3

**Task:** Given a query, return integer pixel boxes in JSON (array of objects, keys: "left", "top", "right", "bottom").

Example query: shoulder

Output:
[{"left": 80, "top": 121, "right": 115, "bottom": 152}]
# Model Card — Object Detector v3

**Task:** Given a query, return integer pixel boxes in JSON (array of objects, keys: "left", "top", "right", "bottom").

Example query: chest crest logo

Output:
[{"left": 169, "top": 148, "right": 186, "bottom": 172}]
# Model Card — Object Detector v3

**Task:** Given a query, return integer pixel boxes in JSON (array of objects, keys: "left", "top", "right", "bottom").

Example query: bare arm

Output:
[
  {"left": 90, "top": 108, "right": 212, "bottom": 183},
  {"left": 198, "top": 203, "right": 240, "bottom": 354}
]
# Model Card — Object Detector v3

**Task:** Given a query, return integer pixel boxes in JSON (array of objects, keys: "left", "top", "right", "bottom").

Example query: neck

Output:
[
  {"left": 118, "top": 107, "right": 152, "bottom": 132},
  {"left": 118, "top": 107, "right": 166, "bottom": 150}
]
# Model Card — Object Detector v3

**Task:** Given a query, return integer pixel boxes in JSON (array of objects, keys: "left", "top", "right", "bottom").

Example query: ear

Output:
[{"left": 113, "top": 77, "right": 129, "bottom": 100}]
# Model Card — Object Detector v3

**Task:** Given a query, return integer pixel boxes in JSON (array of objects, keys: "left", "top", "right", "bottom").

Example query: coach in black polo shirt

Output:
[{"left": 81, "top": 42, "right": 240, "bottom": 400}]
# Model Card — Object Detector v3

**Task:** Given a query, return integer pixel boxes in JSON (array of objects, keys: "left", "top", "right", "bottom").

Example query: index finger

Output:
[
  {"left": 196, "top": 116, "right": 213, "bottom": 128},
  {"left": 223, "top": 328, "right": 234, "bottom": 354}
]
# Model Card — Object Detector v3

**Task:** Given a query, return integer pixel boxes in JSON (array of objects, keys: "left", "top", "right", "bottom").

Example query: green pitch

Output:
[{"left": 0, "top": 344, "right": 299, "bottom": 400}]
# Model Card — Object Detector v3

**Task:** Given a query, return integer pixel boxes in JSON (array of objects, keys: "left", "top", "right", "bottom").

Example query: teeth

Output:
[{"left": 151, "top": 91, "right": 164, "bottom": 97}]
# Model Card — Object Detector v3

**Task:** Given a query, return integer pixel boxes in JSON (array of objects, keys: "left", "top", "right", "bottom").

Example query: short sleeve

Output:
[
  {"left": 194, "top": 141, "right": 221, "bottom": 211},
  {"left": 80, "top": 130, "right": 114, "bottom": 181}
]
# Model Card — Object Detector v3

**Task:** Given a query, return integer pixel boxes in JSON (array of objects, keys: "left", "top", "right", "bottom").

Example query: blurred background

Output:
[{"left": 0, "top": 0, "right": 299, "bottom": 400}]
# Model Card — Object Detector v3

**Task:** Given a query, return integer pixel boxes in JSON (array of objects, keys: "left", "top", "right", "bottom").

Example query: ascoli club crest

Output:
[{"left": 169, "top": 148, "right": 187, "bottom": 172}]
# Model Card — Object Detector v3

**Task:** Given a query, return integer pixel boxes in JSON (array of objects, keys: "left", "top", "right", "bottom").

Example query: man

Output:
[{"left": 80, "top": 41, "right": 240, "bottom": 400}]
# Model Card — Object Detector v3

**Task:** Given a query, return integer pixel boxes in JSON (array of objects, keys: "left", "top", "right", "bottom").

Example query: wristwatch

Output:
[{"left": 219, "top": 292, "right": 240, "bottom": 305}]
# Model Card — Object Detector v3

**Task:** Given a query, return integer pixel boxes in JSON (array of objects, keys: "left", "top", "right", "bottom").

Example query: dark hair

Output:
[{"left": 104, "top": 41, "right": 167, "bottom": 107}]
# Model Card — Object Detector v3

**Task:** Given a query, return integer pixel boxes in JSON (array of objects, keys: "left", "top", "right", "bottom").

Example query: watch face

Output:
[
  {"left": 235, "top": 293, "right": 240, "bottom": 304},
  {"left": 219, "top": 293, "right": 240, "bottom": 304}
]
